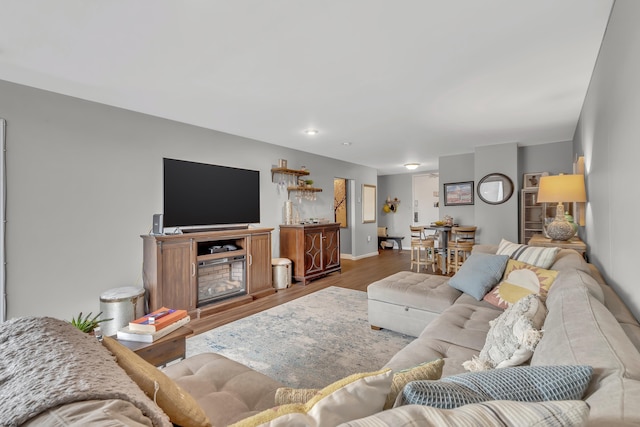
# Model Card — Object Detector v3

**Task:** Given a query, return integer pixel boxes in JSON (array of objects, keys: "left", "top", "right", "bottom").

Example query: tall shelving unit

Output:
[
  {"left": 521, "top": 189, "right": 569, "bottom": 243},
  {"left": 520, "top": 189, "right": 544, "bottom": 244}
]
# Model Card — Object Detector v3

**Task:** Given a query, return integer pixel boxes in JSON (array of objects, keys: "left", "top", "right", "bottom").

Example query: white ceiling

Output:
[{"left": 0, "top": 1, "right": 613, "bottom": 175}]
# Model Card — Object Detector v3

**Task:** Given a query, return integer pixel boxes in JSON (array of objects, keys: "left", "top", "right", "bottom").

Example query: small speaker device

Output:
[{"left": 152, "top": 214, "right": 163, "bottom": 235}]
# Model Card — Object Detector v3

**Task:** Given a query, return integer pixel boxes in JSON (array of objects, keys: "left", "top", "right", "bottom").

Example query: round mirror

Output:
[{"left": 477, "top": 173, "right": 514, "bottom": 205}]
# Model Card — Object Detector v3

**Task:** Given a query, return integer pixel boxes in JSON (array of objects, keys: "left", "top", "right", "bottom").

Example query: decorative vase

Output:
[{"left": 564, "top": 212, "right": 578, "bottom": 233}]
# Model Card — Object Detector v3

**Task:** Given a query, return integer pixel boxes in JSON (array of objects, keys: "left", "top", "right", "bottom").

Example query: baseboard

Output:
[{"left": 341, "top": 251, "right": 379, "bottom": 261}]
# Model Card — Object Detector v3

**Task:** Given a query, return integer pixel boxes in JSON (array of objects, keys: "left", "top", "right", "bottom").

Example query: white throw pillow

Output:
[{"left": 463, "top": 294, "right": 547, "bottom": 371}]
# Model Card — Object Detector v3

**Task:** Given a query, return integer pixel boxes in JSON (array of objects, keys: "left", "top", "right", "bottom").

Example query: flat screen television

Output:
[{"left": 163, "top": 158, "right": 260, "bottom": 230}]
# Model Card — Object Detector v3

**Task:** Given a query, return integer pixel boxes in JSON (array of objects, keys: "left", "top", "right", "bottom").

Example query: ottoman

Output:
[{"left": 367, "top": 271, "right": 461, "bottom": 337}]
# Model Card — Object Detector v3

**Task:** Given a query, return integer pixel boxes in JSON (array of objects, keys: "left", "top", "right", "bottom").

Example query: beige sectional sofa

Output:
[
  {"left": 2, "top": 244, "right": 640, "bottom": 426},
  {"left": 371, "top": 245, "right": 640, "bottom": 425}
]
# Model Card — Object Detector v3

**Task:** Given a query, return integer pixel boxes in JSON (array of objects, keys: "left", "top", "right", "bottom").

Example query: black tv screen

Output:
[{"left": 163, "top": 158, "right": 260, "bottom": 229}]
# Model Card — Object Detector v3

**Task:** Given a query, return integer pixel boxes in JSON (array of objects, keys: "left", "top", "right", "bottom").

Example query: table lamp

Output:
[{"left": 536, "top": 174, "right": 586, "bottom": 241}]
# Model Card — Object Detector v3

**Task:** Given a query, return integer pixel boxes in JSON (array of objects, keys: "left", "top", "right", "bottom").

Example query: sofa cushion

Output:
[
  {"left": 230, "top": 369, "right": 393, "bottom": 427},
  {"left": 448, "top": 253, "right": 509, "bottom": 300},
  {"left": 163, "top": 353, "right": 284, "bottom": 427},
  {"left": 338, "top": 401, "right": 589, "bottom": 427},
  {"left": 24, "top": 399, "right": 163, "bottom": 427},
  {"left": 399, "top": 365, "right": 593, "bottom": 408},
  {"left": 102, "top": 336, "right": 210, "bottom": 427},
  {"left": 463, "top": 294, "right": 546, "bottom": 371},
  {"left": 384, "top": 336, "right": 479, "bottom": 378},
  {"left": 483, "top": 259, "right": 558, "bottom": 309},
  {"left": 497, "top": 239, "right": 559, "bottom": 269},
  {"left": 420, "top": 303, "right": 504, "bottom": 352},
  {"left": 383, "top": 303, "right": 502, "bottom": 379}
]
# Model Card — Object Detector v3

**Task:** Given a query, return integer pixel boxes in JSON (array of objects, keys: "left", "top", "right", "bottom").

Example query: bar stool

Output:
[
  {"left": 446, "top": 226, "right": 477, "bottom": 274},
  {"left": 410, "top": 226, "right": 437, "bottom": 273}
]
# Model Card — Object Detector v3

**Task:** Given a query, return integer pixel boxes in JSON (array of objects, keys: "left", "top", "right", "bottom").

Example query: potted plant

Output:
[
  {"left": 70, "top": 311, "right": 112, "bottom": 333},
  {"left": 304, "top": 179, "right": 314, "bottom": 187}
]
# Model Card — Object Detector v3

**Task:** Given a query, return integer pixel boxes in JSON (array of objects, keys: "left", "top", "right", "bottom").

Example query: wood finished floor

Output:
[{"left": 188, "top": 248, "right": 424, "bottom": 335}]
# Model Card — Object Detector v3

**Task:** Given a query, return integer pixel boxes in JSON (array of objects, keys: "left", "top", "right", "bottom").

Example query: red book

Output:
[{"left": 128, "top": 307, "right": 188, "bottom": 333}]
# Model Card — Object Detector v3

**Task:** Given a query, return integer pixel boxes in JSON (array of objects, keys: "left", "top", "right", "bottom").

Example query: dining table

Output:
[{"left": 424, "top": 224, "right": 453, "bottom": 274}]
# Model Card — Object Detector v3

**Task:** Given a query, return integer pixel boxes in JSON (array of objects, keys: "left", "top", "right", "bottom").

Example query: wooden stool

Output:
[
  {"left": 447, "top": 241, "right": 474, "bottom": 274},
  {"left": 410, "top": 226, "right": 437, "bottom": 273},
  {"left": 446, "top": 226, "right": 477, "bottom": 274}
]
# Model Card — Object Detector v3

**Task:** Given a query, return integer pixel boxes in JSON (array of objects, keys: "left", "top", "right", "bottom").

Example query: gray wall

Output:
[
  {"left": 572, "top": 0, "right": 640, "bottom": 320},
  {"left": 439, "top": 153, "right": 476, "bottom": 228},
  {"left": 474, "top": 143, "right": 519, "bottom": 245},
  {"left": 518, "top": 142, "right": 574, "bottom": 189},
  {"left": 0, "top": 80, "right": 378, "bottom": 320},
  {"left": 379, "top": 141, "right": 574, "bottom": 247}
]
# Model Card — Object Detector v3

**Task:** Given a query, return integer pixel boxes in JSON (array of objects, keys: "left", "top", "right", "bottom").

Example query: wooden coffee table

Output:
[{"left": 116, "top": 326, "right": 192, "bottom": 367}]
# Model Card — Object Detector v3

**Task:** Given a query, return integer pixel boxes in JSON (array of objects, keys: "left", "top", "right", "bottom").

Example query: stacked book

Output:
[{"left": 116, "top": 307, "right": 190, "bottom": 343}]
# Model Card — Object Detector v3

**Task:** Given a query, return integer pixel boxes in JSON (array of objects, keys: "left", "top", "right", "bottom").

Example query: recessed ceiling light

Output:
[
  {"left": 342, "top": 142, "right": 352, "bottom": 146},
  {"left": 404, "top": 163, "right": 420, "bottom": 170},
  {"left": 304, "top": 129, "right": 319, "bottom": 136}
]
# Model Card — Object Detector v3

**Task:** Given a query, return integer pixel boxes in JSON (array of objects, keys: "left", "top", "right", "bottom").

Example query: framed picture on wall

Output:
[
  {"left": 523, "top": 172, "right": 549, "bottom": 189},
  {"left": 443, "top": 181, "right": 474, "bottom": 206},
  {"left": 362, "top": 184, "right": 376, "bottom": 223}
]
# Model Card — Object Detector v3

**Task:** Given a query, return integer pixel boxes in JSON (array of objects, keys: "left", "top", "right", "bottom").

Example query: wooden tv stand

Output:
[{"left": 141, "top": 227, "right": 274, "bottom": 319}]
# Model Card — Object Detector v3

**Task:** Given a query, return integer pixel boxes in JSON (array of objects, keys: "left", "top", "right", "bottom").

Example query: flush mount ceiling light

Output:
[
  {"left": 342, "top": 142, "right": 352, "bottom": 146},
  {"left": 304, "top": 129, "right": 319, "bottom": 136},
  {"left": 404, "top": 163, "right": 420, "bottom": 170}
]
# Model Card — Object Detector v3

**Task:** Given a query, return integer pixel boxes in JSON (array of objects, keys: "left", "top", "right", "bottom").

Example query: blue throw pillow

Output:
[
  {"left": 448, "top": 253, "right": 510, "bottom": 300},
  {"left": 400, "top": 365, "right": 593, "bottom": 409}
]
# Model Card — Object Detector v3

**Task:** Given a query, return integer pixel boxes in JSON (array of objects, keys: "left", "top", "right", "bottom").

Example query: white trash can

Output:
[
  {"left": 99, "top": 286, "right": 146, "bottom": 337},
  {"left": 272, "top": 258, "right": 292, "bottom": 289}
]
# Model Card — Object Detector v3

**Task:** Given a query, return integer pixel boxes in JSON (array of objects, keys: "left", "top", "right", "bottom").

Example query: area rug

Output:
[{"left": 186, "top": 286, "right": 414, "bottom": 388}]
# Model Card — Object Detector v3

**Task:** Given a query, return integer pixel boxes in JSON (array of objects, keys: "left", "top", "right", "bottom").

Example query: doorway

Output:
[
  {"left": 412, "top": 173, "right": 439, "bottom": 226},
  {"left": 334, "top": 177, "right": 352, "bottom": 255}
]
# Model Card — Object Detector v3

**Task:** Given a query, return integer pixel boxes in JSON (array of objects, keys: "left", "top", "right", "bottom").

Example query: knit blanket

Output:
[{"left": 0, "top": 317, "right": 171, "bottom": 426}]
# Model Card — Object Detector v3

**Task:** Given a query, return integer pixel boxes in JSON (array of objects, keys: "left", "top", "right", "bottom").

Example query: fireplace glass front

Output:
[{"left": 197, "top": 255, "right": 247, "bottom": 307}]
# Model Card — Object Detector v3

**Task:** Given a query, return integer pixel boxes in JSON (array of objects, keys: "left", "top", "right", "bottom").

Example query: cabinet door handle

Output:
[
  {"left": 191, "top": 262, "right": 196, "bottom": 277},
  {"left": 249, "top": 254, "right": 253, "bottom": 266}
]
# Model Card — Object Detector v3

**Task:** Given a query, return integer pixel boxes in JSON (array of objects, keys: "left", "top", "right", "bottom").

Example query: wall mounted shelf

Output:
[
  {"left": 270, "top": 167, "right": 310, "bottom": 182},
  {"left": 272, "top": 166, "right": 323, "bottom": 199},
  {"left": 287, "top": 186, "right": 323, "bottom": 196}
]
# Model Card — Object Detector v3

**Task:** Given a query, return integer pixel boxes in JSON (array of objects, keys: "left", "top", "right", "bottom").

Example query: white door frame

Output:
[
  {"left": 412, "top": 173, "right": 439, "bottom": 226},
  {"left": 0, "top": 119, "right": 6, "bottom": 321}
]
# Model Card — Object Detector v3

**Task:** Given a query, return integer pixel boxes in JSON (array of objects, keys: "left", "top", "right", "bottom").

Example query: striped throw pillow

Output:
[{"left": 497, "top": 239, "right": 560, "bottom": 269}]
